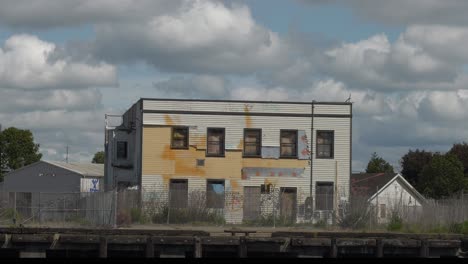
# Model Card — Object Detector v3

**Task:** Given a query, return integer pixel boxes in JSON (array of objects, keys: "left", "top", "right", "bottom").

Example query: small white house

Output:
[{"left": 351, "top": 172, "right": 426, "bottom": 223}]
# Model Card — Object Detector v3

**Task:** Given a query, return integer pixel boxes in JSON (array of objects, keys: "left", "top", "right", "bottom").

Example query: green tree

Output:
[
  {"left": 448, "top": 142, "right": 468, "bottom": 175},
  {"left": 92, "top": 151, "right": 105, "bottom": 164},
  {"left": 419, "top": 153, "right": 466, "bottom": 199},
  {"left": 366, "top": 152, "right": 394, "bottom": 173},
  {"left": 400, "top": 149, "right": 433, "bottom": 189},
  {"left": 0, "top": 127, "right": 42, "bottom": 181}
]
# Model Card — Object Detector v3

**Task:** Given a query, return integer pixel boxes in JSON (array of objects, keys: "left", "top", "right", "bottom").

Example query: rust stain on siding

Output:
[
  {"left": 190, "top": 134, "right": 207, "bottom": 149},
  {"left": 230, "top": 180, "right": 239, "bottom": 189},
  {"left": 244, "top": 105, "right": 252, "bottom": 128},
  {"left": 161, "top": 145, "right": 205, "bottom": 176},
  {"left": 237, "top": 139, "right": 244, "bottom": 150},
  {"left": 164, "top": 114, "right": 174, "bottom": 125},
  {"left": 142, "top": 126, "right": 308, "bottom": 193}
]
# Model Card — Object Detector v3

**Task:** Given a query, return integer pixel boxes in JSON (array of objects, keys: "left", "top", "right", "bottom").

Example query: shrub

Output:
[
  {"left": 387, "top": 213, "right": 403, "bottom": 231},
  {"left": 117, "top": 211, "right": 131, "bottom": 227},
  {"left": 130, "top": 208, "right": 149, "bottom": 223}
]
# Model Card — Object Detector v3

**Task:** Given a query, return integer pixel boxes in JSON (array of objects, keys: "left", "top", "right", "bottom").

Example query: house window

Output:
[
  {"left": 207, "top": 128, "right": 225, "bottom": 157},
  {"left": 244, "top": 129, "right": 261, "bottom": 157},
  {"left": 280, "top": 130, "right": 298, "bottom": 158},
  {"left": 380, "top": 204, "right": 386, "bottom": 218},
  {"left": 315, "top": 182, "right": 334, "bottom": 211},
  {"left": 169, "top": 179, "right": 188, "bottom": 208},
  {"left": 116, "top": 141, "right": 128, "bottom": 160},
  {"left": 171, "top": 127, "right": 189, "bottom": 149},
  {"left": 206, "top": 180, "right": 225, "bottom": 208},
  {"left": 316, "top": 131, "right": 334, "bottom": 159}
]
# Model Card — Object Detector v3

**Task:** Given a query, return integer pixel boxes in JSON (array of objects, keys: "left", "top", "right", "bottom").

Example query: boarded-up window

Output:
[
  {"left": 280, "top": 130, "right": 297, "bottom": 158},
  {"left": 243, "top": 187, "right": 261, "bottom": 221},
  {"left": 244, "top": 129, "right": 261, "bottom": 157},
  {"left": 116, "top": 141, "right": 128, "bottom": 160},
  {"left": 380, "top": 204, "right": 386, "bottom": 218},
  {"left": 171, "top": 127, "right": 189, "bottom": 149},
  {"left": 316, "top": 131, "right": 334, "bottom": 158},
  {"left": 206, "top": 180, "right": 225, "bottom": 208},
  {"left": 207, "top": 128, "right": 225, "bottom": 156},
  {"left": 169, "top": 179, "right": 188, "bottom": 208},
  {"left": 316, "top": 182, "right": 334, "bottom": 210}
]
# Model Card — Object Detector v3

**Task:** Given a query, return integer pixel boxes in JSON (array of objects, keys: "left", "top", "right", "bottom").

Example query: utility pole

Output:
[{"left": 66, "top": 145, "right": 69, "bottom": 163}]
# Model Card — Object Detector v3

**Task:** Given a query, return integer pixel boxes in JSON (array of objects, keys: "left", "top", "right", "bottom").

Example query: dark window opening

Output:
[
  {"left": 169, "top": 179, "right": 188, "bottom": 208},
  {"left": 244, "top": 129, "right": 261, "bottom": 157},
  {"left": 171, "top": 127, "right": 189, "bottom": 149},
  {"left": 315, "top": 182, "right": 334, "bottom": 211},
  {"left": 207, "top": 128, "right": 225, "bottom": 157},
  {"left": 261, "top": 184, "right": 272, "bottom": 194},
  {"left": 206, "top": 180, "right": 225, "bottom": 208},
  {"left": 116, "top": 141, "right": 128, "bottom": 160},
  {"left": 316, "top": 131, "right": 334, "bottom": 158},
  {"left": 280, "top": 130, "right": 298, "bottom": 158}
]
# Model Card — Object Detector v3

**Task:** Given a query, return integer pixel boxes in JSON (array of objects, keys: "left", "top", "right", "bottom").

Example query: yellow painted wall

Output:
[{"left": 142, "top": 126, "right": 308, "bottom": 192}]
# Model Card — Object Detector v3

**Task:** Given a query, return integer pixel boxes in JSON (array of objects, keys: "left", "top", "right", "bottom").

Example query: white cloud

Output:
[
  {"left": 92, "top": 0, "right": 289, "bottom": 74},
  {"left": 324, "top": 28, "right": 468, "bottom": 91},
  {"left": 0, "top": 34, "right": 117, "bottom": 89}
]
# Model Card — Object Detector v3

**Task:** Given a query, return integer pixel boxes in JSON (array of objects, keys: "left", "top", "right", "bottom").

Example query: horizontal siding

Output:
[
  {"left": 143, "top": 100, "right": 313, "bottom": 114},
  {"left": 144, "top": 113, "right": 311, "bottom": 148},
  {"left": 141, "top": 104, "right": 351, "bottom": 221},
  {"left": 314, "top": 104, "right": 351, "bottom": 115},
  {"left": 312, "top": 117, "right": 351, "bottom": 203}
]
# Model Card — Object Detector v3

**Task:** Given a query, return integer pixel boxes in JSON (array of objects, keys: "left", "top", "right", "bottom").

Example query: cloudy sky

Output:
[{"left": 1, "top": 0, "right": 467, "bottom": 172}]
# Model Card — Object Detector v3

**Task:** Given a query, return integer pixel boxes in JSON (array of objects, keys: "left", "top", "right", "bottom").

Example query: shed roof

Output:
[
  {"left": 44, "top": 161, "right": 104, "bottom": 177},
  {"left": 351, "top": 172, "right": 426, "bottom": 203},
  {"left": 350, "top": 172, "right": 398, "bottom": 199}
]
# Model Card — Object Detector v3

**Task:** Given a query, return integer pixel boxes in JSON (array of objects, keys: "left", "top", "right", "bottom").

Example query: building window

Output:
[
  {"left": 206, "top": 180, "right": 225, "bottom": 208},
  {"left": 280, "top": 130, "right": 297, "bottom": 158},
  {"left": 116, "top": 141, "right": 128, "bottom": 160},
  {"left": 380, "top": 204, "right": 386, "bottom": 218},
  {"left": 169, "top": 179, "right": 188, "bottom": 208},
  {"left": 171, "top": 127, "right": 189, "bottom": 149},
  {"left": 243, "top": 129, "right": 261, "bottom": 157},
  {"left": 207, "top": 128, "right": 225, "bottom": 157},
  {"left": 316, "top": 131, "right": 334, "bottom": 159},
  {"left": 315, "top": 182, "right": 334, "bottom": 211}
]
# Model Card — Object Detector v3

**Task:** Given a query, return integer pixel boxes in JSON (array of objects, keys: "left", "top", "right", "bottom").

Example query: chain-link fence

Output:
[
  {"left": 0, "top": 191, "right": 116, "bottom": 227},
  {"left": 2, "top": 188, "right": 468, "bottom": 232}
]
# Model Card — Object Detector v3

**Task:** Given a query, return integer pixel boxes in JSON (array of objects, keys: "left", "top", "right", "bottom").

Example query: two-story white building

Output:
[{"left": 105, "top": 98, "right": 352, "bottom": 224}]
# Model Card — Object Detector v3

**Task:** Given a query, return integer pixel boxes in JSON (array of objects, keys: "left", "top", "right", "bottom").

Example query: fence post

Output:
[
  {"left": 462, "top": 190, "right": 465, "bottom": 221},
  {"left": 113, "top": 189, "right": 118, "bottom": 228},
  {"left": 13, "top": 192, "right": 16, "bottom": 225},
  {"left": 38, "top": 192, "right": 41, "bottom": 225},
  {"left": 167, "top": 189, "right": 171, "bottom": 225}
]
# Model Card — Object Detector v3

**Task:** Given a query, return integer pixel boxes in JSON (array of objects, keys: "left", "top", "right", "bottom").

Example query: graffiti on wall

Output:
[
  {"left": 242, "top": 167, "right": 305, "bottom": 179},
  {"left": 225, "top": 192, "right": 243, "bottom": 212}
]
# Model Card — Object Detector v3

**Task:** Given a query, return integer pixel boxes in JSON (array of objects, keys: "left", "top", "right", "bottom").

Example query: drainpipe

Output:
[
  {"left": 310, "top": 101, "right": 315, "bottom": 216},
  {"left": 335, "top": 160, "right": 338, "bottom": 219}
]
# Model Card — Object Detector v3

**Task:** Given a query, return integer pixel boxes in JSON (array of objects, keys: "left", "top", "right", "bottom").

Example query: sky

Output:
[{"left": 1, "top": 0, "right": 468, "bottom": 172}]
